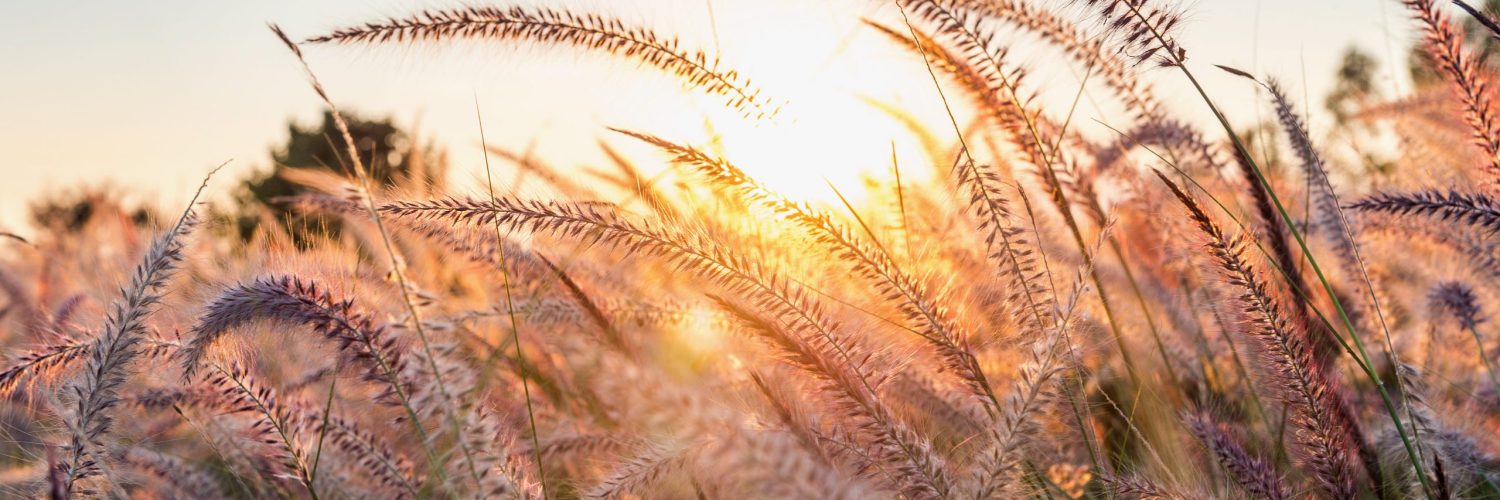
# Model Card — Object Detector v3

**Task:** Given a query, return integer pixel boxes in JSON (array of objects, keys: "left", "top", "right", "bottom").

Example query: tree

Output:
[
  {"left": 29, "top": 187, "right": 156, "bottom": 234},
  {"left": 1326, "top": 47, "right": 1379, "bottom": 122},
  {"left": 232, "top": 110, "right": 444, "bottom": 243}
]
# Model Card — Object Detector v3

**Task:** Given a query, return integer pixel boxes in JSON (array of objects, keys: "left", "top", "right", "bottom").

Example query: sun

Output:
[
  {"left": 675, "top": 1, "right": 953, "bottom": 209},
  {"left": 711, "top": 98, "right": 938, "bottom": 208}
]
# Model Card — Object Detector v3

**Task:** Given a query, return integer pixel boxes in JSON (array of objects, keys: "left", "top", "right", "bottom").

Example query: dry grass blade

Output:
[
  {"left": 1100, "top": 472, "right": 1194, "bottom": 499},
  {"left": 960, "top": 0, "right": 1161, "bottom": 122},
  {"left": 968, "top": 295, "right": 1075, "bottom": 497},
  {"left": 269, "top": 23, "right": 485, "bottom": 492},
  {"left": 379, "top": 195, "right": 958, "bottom": 490},
  {"left": 537, "top": 255, "right": 631, "bottom": 355},
  {"left": 860, "top": 23, "right": 1060, "bottom": 339},
  {"left": 585, "top": 441, "right": 695, "bottom": 499}
]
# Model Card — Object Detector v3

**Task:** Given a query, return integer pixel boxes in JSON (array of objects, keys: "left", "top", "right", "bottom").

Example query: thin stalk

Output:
[
  {"left": 476, "top": 98, "right": 549, "bottom": 498},
  {"left": 826, "top": 179, "right": 1016, "bottom": 423},
  {"left": 307, "top": 373, "right": 338, "bottom": 489},
  {"left": 1461, "top": 322, "right": 1500, "bottom": 401},
  {"left": 1045, "top": 48, "right": 1184, "bottom": 394},
  {"left": 886, "top": 7, "right": 1046, "bottom": 423},
  {"left": 1099, "top": 118, "right": 1334, "bottom": 474},
  {"left": 1107, "top": 235, "right": 1180, "bottom": 389},
  {"left": 892, "top": 142, "right": 913, "bottom": 262},
  {"left": 172, "top": 404, "right": 261, "bottom": 498}
]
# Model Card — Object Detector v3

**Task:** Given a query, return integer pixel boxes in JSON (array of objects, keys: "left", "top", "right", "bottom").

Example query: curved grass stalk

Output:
[
  {"left": 959, "top": 0, "right": 1162, "bottom": 123},
  {"left": 1349, "top": 189, "right": 1500, "bottom": 234},
  {"left": 305, "top": 5, "right": 778, "bottom": 120},
  {"left": 897, "top": 4, "right": 1206, "bottom": 482}
]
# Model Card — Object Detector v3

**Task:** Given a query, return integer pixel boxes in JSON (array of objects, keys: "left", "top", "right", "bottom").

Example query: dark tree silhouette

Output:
[
  {"left": 29, "top": 187, "right": 156, "bottom": 234},
  {"left": 1326, "top": 47, "right": 1379, "bottom": 122},
  {"left": 233, "top": 110, "right": 443, "bottom": 243}
]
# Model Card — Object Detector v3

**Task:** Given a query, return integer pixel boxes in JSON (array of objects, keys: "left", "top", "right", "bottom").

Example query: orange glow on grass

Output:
[
  {"left": 677, "top": 308, "right": 726, "bottom": 355},
  {"left": 637, "top": 1, "right": 951, "bottom": 209}
]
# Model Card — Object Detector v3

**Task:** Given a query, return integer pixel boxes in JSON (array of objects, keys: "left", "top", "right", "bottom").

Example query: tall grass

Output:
[{"left": 2, "top": 0, "right": 1500, "bottom": 498}]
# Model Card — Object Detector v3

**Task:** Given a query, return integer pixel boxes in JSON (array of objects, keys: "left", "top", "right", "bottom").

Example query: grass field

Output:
[{"left": 3, "top": 0, "right": 1500, "bottom": 498}]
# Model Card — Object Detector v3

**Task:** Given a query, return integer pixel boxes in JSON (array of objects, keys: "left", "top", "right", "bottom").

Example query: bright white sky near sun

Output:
[{"left": 0, "top": 0, "right": 1424, "bottom": 237}]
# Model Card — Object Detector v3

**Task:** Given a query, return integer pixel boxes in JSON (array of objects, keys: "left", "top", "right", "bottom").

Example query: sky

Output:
[{"left": 0, "top": 0, "right": 1426, "bottom": 237}]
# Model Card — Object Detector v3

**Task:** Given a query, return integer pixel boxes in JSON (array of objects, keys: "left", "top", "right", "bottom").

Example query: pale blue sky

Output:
[{"left": 0, "top": 0, "right": 1423, "bottom": 235}]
